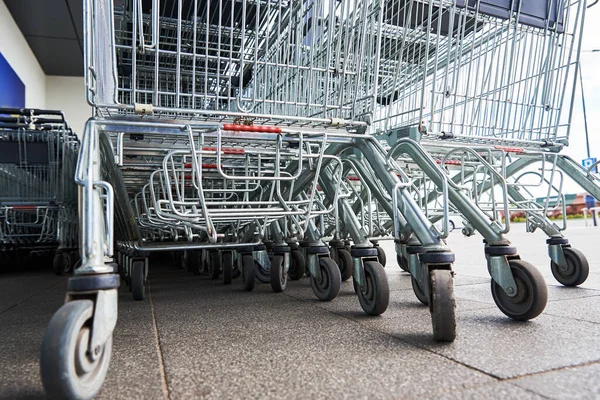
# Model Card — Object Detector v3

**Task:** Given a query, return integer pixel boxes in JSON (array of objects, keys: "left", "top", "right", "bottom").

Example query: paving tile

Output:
[
  {"left": 544, "top": 296, "right": 600, "bottom": 324},
  {"left": 402, "top": 309, "right": 600, "bottom": 379},
  {"left": 95, "top": 289, "right": 165, "bottom": 400},
  {"left": 511, "top": 362, "right": 600, "bottom": 400},
  {"left": 430, "top": 382, "right": 544, "bottom": 400},
  {"left": 453, "top": 283, "right": 600, "bottom": 305},
  {"left": 152, "top": 290, "right": 494, "bottom": 400}
]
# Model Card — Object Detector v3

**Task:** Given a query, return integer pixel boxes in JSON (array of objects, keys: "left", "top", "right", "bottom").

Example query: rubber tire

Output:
[
  {"left": 187, "top": 251, "right": 197, "bottom": 273},
  {"left": 357, "top": 261, "right": 390, "bottom": 316},
  {"left": 310, "top": 257, "right": 342, "bottom": 301},
  {"left": 222, "top": 252, "right": 233, "bottom": 285},
  {"left": 288, "top": 250, "right": 306, "bottom": 280},
  {"left": 254, "top": 260, "right": 271, "bottom": 284},
  {"left": 411, "top": 275, "right": 429, "bottom": 305},
  {"left": 53, "top": 252, "right": 71, "bottom": 276},
  {"left": 209, "top": 251, "right": 221, "bottom": 280},
  {"left": 491, "top": 259, "right": 548, "bottom": 321},
  {"left": 131, "top": 260, "right": 146, "bottom": 301},
  {"left": 448, "top": 220, "right": 455, "bottom": 232},
  {"left": 270, "top": 255, "right": 287, "bottom": 293},
  {"left": 192, "top": 252, "right": 203, "bottom": 275},
  {"left": 41, "top": 300, "right": 112, "bottom": 400},
  {"left": 430, "top": 269, "right": 457, "bottom": 342},
  {"left": 375, "top": 246, "right": 387, "bottom": 267},
  {"left": 337, "top": 249, "right": 353, "bottom": 282},
  {"left": 179, "top": 251, "right": 188, "bottom": 270},
  {"left": 397, "top": 254, "right": 409, "bottom": 272},
  {"left": 242, "top": 255, "right": 256, "bottom": 291},
  {"left": 551, "top": 247, "right": 589, "bottom": 286}
]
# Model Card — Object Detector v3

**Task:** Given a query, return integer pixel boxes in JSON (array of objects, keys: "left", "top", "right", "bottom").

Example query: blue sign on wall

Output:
[{"left": 0, "top": 52, "right": 25, "bottom": 108}]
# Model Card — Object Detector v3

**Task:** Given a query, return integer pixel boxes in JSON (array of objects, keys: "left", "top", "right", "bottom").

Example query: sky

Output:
[{"left": 562, "top": 3, "right": 600, "bottom": 193}]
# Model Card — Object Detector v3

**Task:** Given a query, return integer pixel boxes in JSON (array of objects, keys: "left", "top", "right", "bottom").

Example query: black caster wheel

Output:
[
  {"left": 270, "top": 255, "right": 287, "bottom": 293},
  {"left": 192, "top": 252, "right": 204, "bottom": 275},
  {"left": 551, "top": 247, "right": 589, "bottom": 286},
  {"left": 186, "top": 251, "right": 197, "bottom": 273},
  {"left": 131, "top": 260, "right": 146, "bottom": 301},
  {"left": 254, "top": 259, "right": 270, "bottom": 284},
  {"left": 232, "top": 264, "right": 241, "bottom": 280},
  {"left": 491, "top": 259, "right": 547, "bottom": 321},
  {"left": 53, "top": 252, "right": 72, "bottom": 276},
  {"left": 288, "top": 249, "right": 305, "bottom": 280},
  {"left": 375, "top": 246, "right": 386, "bottom": 267},
  {"left": 411, "top": 275, "right": 429, "bottom": 305},
  {"left": 179, "top": 251, "right": 188, "bottom": 270},
  {"left": 242, "top": 255, "right": 256, "bottom": 291},
  {"left": 357, "top": 261, "right": 389, "bottom": 316},
  {"left": 397, "top": 254, "right": 409, "bottom": 272},
  {"left": 430, "top": 269, "right": 456, "bottom": 342},
  {"left": 336, "top": 249, "right": 353, "bottom": 282},
  {"left": 222, "top": 252, "right": 233, "bottom": 285},
  {"left": 310, "top": 257, "right": 342, "bottom": 301},
  {"left": 209, "top": 250, "right": 221, "bottom": 280},
  {"left": 40, "top": 300, "right": 112, "bottom": 400}
]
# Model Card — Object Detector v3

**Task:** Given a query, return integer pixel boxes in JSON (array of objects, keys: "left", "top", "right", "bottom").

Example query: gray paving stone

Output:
[
  {"left": 402, "top": 309, "right": 600, "bottom": 379},
  {"left": 544, "top": 295, "right": 600, "bottom": 324},
  {"left": 453, "top": 282, "right": 600, "bottom": 305},
  {"left": 152, "top": 289, "right": 494, "bottom": 400},
  {"left": 431, "top": 382, "right": 545, "bottom": 400},
  {"left": 511, "top": 362, "right": 600, "bottom": 400},
  {"left": 96, "top": 290, "right": 165, "bottom": 400}
]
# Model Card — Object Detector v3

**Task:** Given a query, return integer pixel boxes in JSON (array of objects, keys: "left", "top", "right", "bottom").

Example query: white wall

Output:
[
  {"left": 46, "top": 76, "right": 91, "bottom": 136},
  {"left": 0, "top": 0, "right": 46, "bottom": 108}
]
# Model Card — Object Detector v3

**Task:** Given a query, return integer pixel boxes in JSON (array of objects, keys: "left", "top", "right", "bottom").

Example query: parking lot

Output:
[{"left": 1, "top": 220, "right": 600, "bottom": 399}]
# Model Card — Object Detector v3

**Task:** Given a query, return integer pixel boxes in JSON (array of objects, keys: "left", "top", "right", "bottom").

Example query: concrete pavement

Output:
[{"left": 1, "top": 220, "right": 599, "bottom": 399}]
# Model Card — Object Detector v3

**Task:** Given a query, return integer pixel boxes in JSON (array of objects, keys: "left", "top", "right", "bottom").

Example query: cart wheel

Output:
[
  {"left": 40, "top": 300, "right": 112, "bottom": 400},
  {"left": 411, "top": 275, "right": 428, "bottom": 305},
  {"left": 336, "top": 249, "right": 353, "bottom": 281},
  {"left": 179, "top": 251, "right": 188, "bottom": 270},
  {"left": 551, "top": 247, "right": 589, "bottom": 287},
  {"left": 376, "top": 246, "right": 387, "bottom": 267},
  {"left": 288, "top": 250, "right": 306, "bottom": 280},
  {"left": 232, "top": 254, "right": 241, "bottom": 279},
  {"left": 209, "top": 250, "right": 221, "bottom": 280},
  {"left": 491, "top": 259, "right": 547, "bottom": 321},
  {"left": 131, "top": 260, "right": 146, "bottom": 301},
  {"left": 242, "top": 255, "right": 256, "bottom": 291},
  {"left": 118, "top": 254, "right": 125, "bottom": 280},
  {"left": 430, "top": 269, "right": 456, "bottom": 342},
  {"left": 192, "top": 252, "right": 203, "bottom": 275},
  {"left": 310, "top": 257, "right": 341, "bottom": 301},
  {"left": 222, "top": 252, "right": 233, "bottom": 285},
  {"left": 357, "top": 261, "right": 389, "bottom": 316},
  {"left": 186, "top": 251, "right": 196, "bottom": 273},
  {"left": 397, "top": 254, "right": 409, "bottom": 272},
  {"left": 270, "top": 255, "right": 287, "bottom": 293},
  {"left": 53, "top": 252, "right": 72, "bottom": 276}
]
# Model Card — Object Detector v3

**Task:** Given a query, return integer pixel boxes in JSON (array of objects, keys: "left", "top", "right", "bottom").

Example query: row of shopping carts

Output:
[
  {"left": 0, "top": 108, "right": 80, "bottom": 274},
  {"left": 39, "top": 1, "right": 600, "bottom": 399}
]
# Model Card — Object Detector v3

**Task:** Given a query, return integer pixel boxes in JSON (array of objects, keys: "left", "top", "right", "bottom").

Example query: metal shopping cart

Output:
[
  {"left": 40, "top": 1, "right": 460, "bottom": 398},
  {"left": 0, "top": 108, "right": 80, "bottom": 274},
  {"left": 372, "top": 0, "right": 597, "bottom": 291}
]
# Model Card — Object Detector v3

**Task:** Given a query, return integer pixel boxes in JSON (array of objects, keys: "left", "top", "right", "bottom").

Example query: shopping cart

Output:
[
  {"left": 41, "top": 1, "right": 459, "bottom": 398},
  {"left": 0, "top": 108, "right": 80, "bottom": 274},
  {"left": 372, "top": 0, "right": 596, "bottom": 291}
]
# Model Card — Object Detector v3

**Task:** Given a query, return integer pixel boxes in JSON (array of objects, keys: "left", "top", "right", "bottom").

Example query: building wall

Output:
[
  {"left": 45, "top": 76, "right": 91, "bottom": 136},
  {"left": 0, "top": 0, "right": 46, "bottom": 108}
]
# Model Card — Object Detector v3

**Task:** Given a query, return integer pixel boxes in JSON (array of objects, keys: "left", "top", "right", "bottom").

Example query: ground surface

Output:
[{"left": 1, "top": 219, "right": 600, "bottom": 399}]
